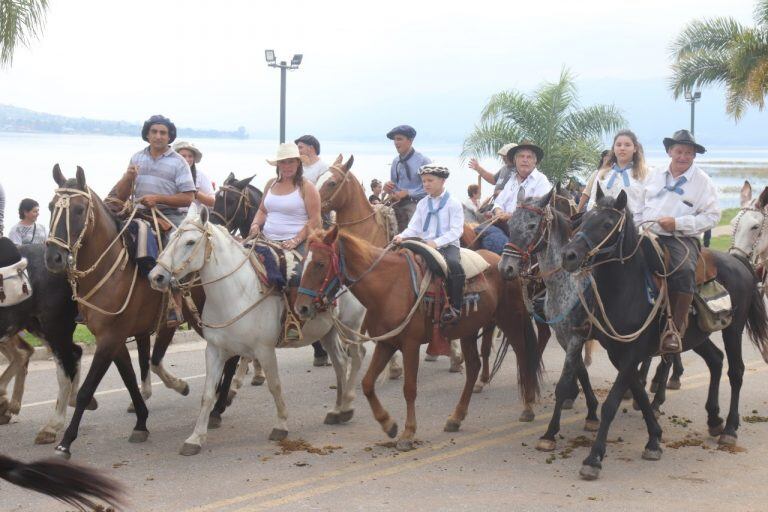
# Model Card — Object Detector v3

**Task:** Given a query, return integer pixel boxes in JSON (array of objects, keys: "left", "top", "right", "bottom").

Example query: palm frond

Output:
[
  {"left": 0, "top": 0, "right": 49, "bottom": 67},
  {"left": 460, "top": 119, "right": 522, "bottom": 161},
  {"left": 669, "top": 50, "right": 731, "bottom": 98},
  {"left": 561, "top": 104, "right": 626, "bottom": 141},
  {"left": 669, "top": 17, "right": 745, "bottom": 59},
  {"left": 756, "top": 0, "right": 768, "bottom": 26}
]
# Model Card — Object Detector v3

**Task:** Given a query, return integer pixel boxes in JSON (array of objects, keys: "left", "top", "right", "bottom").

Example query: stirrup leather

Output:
[{"left": 282, "top": 294, "right": 303, "bottom": 342}]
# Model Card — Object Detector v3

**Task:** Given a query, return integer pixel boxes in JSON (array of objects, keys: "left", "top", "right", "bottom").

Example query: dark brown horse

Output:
[{"left": 295, "top": 226, "right": 541, "bottom": 450}]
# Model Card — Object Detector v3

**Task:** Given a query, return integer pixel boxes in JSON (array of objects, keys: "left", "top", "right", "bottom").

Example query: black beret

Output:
[
  {"left": 294, "top": 134, "right": 321, "bottom": 155},
  {"left": 386, "top": 125, "right": 417, "bottom": 140},
  {"left": 142, "top": 115, "right": 177, "bottom": 143}
]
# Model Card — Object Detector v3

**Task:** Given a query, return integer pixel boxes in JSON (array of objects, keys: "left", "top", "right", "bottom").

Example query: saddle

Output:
[
  {"left": 0, "top": 256, "right": 32, "bottom": 307},
  {"left": 399, "top": 240, "right": 490, "bottom": 281}
]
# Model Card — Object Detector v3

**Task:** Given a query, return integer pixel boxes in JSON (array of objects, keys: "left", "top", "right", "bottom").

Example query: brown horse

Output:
[
  {"left": 44, "top": 166, "right": 201, "bottom": 459},
  {"left": 295, "top": 226, "right": 541, "bottom": 450}
]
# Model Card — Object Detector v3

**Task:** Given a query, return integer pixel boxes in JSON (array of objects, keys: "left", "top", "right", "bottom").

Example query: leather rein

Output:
[{"left": 210, "top": 184, "right": 255, "bottom": 234}]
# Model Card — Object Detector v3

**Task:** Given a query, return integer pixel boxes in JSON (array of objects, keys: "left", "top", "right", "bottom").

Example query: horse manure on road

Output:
[
  {"left": 277, "top": 438, "right": 342, "bottom": 455},
  {"left": 743, "top": 414, "right": 768, "bottom": 423},
  {"left": 666, "top": 436, "right": 705, "bottom": 449}
]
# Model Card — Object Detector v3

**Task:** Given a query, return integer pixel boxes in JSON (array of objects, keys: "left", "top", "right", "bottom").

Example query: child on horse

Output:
[{"left": 393, "top": 164, "right": 465, "bottom": 325}]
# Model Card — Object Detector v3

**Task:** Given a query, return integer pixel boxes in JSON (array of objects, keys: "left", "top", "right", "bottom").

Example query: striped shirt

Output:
[{"left": 129, "top": 146, "right": 195, "bottom": 212}]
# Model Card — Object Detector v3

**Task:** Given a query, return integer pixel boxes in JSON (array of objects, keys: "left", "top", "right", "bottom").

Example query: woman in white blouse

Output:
[{"left": 586, "top": 130, "right": 649, "bottom": 220}]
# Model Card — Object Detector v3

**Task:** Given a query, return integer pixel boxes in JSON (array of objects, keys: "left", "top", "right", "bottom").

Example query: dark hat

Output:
[
  {"left": 294, "top": 134, "right": 321, "bottom": 155},
  {"left": 418, "top": 164, "right": 450, "bottom": 179},
  {"left": 663, "top": 129, "right": 706, "bottom": 154},
  {"left": 386, "top": 125, "right": 417, "bottom": 140},
  {"left": 508, "top": 140, "right": 544, "bottom": 162},
  {"left": 142, "top": 115, "right": 177, "bottom": 143}
]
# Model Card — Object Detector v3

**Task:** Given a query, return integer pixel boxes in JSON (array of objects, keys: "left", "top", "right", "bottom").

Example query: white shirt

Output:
[
  {"left": 303, "top": 159, "right": 329, "bottom": 184},
  {"left": 193, "top": 169, "right": 215, "bottom": 207},
  {"left": 587, "top": 164, "right": 647, "bottom": 220},
  {"left": 493, "top": 168, "right": 552, "bottom": 214},
  {"left": 640, "top": 164, "right": 720, "bottom": 237},
  {"left": 399, "top": 191, "right": 464, "bottom": 248}
]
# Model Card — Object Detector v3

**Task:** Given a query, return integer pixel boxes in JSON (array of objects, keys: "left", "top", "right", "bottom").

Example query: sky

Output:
[{"left": 0, "top": 0, "right": 764, "bottom": 146}]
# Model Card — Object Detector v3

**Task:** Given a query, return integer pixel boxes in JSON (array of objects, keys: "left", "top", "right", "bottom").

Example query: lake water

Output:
[{"left": 2, "top": 132, "right": 767, "bottom": 227}]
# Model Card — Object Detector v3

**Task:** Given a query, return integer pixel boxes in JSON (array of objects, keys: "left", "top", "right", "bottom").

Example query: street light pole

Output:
[
  {"left": 684, "top": 90, "right": 702, "bottom": 135},
  {"left": 265, "top": 50, "right": 303, "bottom": 144}
]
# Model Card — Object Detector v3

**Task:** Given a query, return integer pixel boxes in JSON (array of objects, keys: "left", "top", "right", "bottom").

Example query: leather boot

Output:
[
  {"left": 166, "top": 290, "right": 184, "bottom": 329},
  {"left": 660, "top": 292, "right": 693, "bottom": 354},
  {"left": 282, "top": 288, "right": 304, "bottom": 343}
]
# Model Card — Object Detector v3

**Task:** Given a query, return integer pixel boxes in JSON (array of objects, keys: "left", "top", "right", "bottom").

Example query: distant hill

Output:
[{"left": 0, "top": 104, "right": 248, "bottom": 139}]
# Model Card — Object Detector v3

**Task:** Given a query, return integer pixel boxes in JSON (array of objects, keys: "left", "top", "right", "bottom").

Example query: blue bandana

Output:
[
  {"left": 606, "top": 163, "right": 631, "bottom": 189},
  {"left": 663, "top": 176, "right": 687, "bottom": 195},
  {"left": 423, "top": 192, "right": 450, "bottom": 237}
]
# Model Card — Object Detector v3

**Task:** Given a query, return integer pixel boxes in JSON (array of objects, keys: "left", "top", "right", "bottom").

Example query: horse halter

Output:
[
  {"left": 47, "top": 187, "right": 95, "bottom": 275},
  {"left": 155, "top": 220, "right": 214, "bottom": 284},
  {"left": 210, "top": 184, "right": 254, "bottom": 233},
  {"left": 571, "top": 206, "right": 628, "bottom": 268},
  {"left": 297, "top": 240, "right": 344, "bottom": 310},
  {"left": 502, "top": 203, "right": 552, "bottom": 277},
  {"left": 320, "top": 165, "right": 352, "bottom": 211},
  {"left": 729, "top": 206, "right": 768, "bottom": 265}
]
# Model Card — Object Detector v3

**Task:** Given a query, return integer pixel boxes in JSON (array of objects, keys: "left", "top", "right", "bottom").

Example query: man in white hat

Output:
[
  {"left": 491, "top": 141, "right": 552, "bottom": 219},
  {"left": 468, "top": 142, "right": 517, "bottom": 197}
]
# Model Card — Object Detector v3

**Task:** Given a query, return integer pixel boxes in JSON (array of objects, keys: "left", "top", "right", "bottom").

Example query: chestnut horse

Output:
[{"left": 295, "top": 226, "right": 541, "bottom": 450}]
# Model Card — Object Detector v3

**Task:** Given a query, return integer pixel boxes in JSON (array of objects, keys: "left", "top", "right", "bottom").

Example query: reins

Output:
[{"left": 209, "top": 184, "right": 255, "bottom": 234}]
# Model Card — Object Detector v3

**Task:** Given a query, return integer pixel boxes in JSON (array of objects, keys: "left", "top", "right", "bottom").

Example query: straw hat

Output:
[
  {"left": 266, "top": 143, "right": 301, "bottom": 165},
  {"left": 497, "top": 143, "right": 517, "bottom": 157},
  {"left": 172, "top": 141, "right": 203, "bottom": 163}
]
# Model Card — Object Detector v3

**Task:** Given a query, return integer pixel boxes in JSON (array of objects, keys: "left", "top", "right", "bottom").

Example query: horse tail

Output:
[
  {"left": 746, "top": 279, "right": 768, "bottom": 364},
  {"left": 0, "top": 454, "right": 124, "bottom": 509},
  {"left": 517, "top": 312, "right": 544, "bottom": 401}
]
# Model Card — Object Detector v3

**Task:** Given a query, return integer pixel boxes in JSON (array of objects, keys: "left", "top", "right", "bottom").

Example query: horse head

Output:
[
  {"left": 730, "top": 180, "right": 768, "bottom": 264},
  {"left": 149, "top": 207, "right": 212, "bottom": 292},
  {"left": 562, "top": 186, "right": 628, "bottom": 273},
  {"left": 45, "top": 164, "right": 92, "bottom": 275},
  {"left": 296, "top": 225, "right": 342, "bottom": 321},
  {"left": 317, "top": 155, "right": 356, "bottom": 213},
  {"left": 500, "top": 188, "right": 554, "bottom": 280},
  {"left": 211, "top": 172, "right": 260, "bottom": 236}
]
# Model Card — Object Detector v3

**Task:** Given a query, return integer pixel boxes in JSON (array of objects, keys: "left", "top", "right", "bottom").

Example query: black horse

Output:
[{"left": 561, "top": 189, "right": 768, "bottom": 480}]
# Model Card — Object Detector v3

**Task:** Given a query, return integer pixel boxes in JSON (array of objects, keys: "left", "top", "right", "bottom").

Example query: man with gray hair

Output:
[{"left": 468, "top": 142, "right": 517, "bottom": 197}]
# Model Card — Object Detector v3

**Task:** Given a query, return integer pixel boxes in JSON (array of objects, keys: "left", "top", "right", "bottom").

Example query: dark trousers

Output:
[
  {"left": 393, "top": 198, "right": 418, "bottom": 233},
  {"left": 656, "top": 236, "right": 699, "bottom": 294},
  {"left": 439, "top": 245, "right": 465, "bottom": 310}
]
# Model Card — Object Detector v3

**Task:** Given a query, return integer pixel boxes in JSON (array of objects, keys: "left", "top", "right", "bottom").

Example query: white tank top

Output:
[{"left": 262, "top": 187, "right": 308, "bottom": 241}]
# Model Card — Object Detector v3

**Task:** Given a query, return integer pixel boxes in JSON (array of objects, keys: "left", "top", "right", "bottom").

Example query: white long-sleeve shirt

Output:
[
  {"left": 640, "top": 164, "right": 720, "bottom": 237},
  {"left": 587, "top": 164, "right": 647, "bottom": 221},
  {"left": 399, "top": 191, "right": 464, "bottom": 248},
  {"left": 493, "top": 168, "right": 552, "bottom": 214}
]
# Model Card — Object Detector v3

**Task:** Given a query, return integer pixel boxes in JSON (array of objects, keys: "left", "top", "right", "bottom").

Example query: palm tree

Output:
[
  {"left": 669, "top": 0, "right": 768, "bottom": 120},
  {"left": 462, "top": 68, "right": 626, "bottom": 182},
  {"left": 0, "top": 0, "right": 49, "bottom": 68}
]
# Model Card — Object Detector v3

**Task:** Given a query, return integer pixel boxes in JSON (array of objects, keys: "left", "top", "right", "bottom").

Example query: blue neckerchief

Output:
[
  {"left": 423, "top": 192, "right": 450, "bottom": 237},
  {"left": 663, "top": 175, "right": 688, "bottom": 195},
  {"left": 606, "top": 163, "right": 631, "bottom": 189}
]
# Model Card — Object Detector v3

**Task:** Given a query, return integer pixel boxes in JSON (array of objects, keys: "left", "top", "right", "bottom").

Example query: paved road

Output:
[{"left": 1, "top": 332, "right": 768, "bottom": 511}]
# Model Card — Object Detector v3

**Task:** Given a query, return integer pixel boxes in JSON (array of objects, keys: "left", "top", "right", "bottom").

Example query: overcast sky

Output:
[{"left": 0, "top": 0, "right": 763, "bottom": 145}]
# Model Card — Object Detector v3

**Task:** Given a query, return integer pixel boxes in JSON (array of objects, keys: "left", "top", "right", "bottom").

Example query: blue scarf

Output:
[
  {"left": 663, "top": 175, "right": 687, "bottom": 195},
  {"left": 606, "top": 163, "right": 631, "bottom": 189},
  {"left": 423, "top": 192, "right": 450, "bottom": 237}
]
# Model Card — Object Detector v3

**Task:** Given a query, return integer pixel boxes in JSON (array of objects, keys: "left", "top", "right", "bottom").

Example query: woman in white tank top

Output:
[{"left": 249, "top": 143, "right": 321, "bottom": 252}]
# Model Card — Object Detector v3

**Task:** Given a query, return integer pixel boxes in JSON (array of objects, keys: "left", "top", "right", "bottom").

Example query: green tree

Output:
[
  {"left": 669, "top": 0, "right": 768, "bottom": 120},
  {"left": 462, "top": 68, "right": 625, "bottom": 182},
  {"left": 0, "top": 0, "right": 49, "bottom": 68}
]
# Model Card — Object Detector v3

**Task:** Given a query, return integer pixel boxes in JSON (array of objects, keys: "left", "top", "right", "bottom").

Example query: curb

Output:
[{"left": 2, "top": 329, "right": 204, "bottom": 364}]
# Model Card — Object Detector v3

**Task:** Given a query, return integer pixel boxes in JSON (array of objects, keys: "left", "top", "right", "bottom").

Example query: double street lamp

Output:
[
  {"left": 265, "top": 50, "right": 303, "bottom": 144},
  {"left": 684, "top": 90, "right": 702, "bottom": 135}
]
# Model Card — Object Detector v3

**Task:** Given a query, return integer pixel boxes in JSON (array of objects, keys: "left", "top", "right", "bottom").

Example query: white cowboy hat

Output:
[
  {"left": 266, "top": 143, "right": 301, "bottom": 165},
  {"left": 497, "top": 143, "right": 517, "bottom": 157},
  {"left": 172, "top": 141, "right": 203, "bottom": 163}
]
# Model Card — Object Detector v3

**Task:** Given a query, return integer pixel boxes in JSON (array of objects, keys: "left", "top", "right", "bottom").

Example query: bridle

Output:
[
  {"left": 320, "top": 165, "right": 354, "bottom": 211},
  {"left": 210, "top": 184, "right": 255, "bottom": 234},
  {"left": 47, "top": 187, "right": 96, "bottom": 273},
  {"left": 729, "top": 205, "right": 768, "bottom": 266},
  {"left": 154, "top": 220, "right": 214, "bottom": 284},
  {"left": 501, "top": 203, "right": 553, "bottom": 277},
  {"left": 570, "top": 206, "right": 628, "bottom": 269}
]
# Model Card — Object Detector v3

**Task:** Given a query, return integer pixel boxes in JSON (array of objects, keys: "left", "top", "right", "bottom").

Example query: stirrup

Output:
[
  {"left": 440, "top": 306, "right": 460, "bottom": 327},
  {"left": 659, "top": 328, "right": 682, "bottom": 355},
  {"left": 283, "top": 312, "right": 304, "bottom": 342}
]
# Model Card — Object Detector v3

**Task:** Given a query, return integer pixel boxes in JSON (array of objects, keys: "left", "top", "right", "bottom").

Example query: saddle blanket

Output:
[
  {"left": 126, "top": 219, "right": 159, "bottom": 276},
  {"left": 400, "top": 240, "right": 490, "bottom": 281}
]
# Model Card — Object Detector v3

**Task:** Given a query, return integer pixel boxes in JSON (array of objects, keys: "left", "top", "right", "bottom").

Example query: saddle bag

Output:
[
  {"left": 0, "top": 258, "right": 32, "bottom": 307},
  {"left": 693, "top": 278, "right": 732, "bottom": 333}
]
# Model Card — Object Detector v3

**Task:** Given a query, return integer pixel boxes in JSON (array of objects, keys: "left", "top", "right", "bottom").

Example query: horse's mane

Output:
[{"left": 308, "top": 228, "right": 378, "bottom": 268}]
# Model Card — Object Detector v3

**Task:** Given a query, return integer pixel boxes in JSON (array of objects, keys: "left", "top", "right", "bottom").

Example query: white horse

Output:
[{"left": 148, "top": 207, "right": 366, "bottom": 455}]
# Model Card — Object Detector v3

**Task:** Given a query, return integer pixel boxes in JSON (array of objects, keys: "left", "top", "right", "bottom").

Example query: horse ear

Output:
[
  {"left": 741, "top": 180, "right": 753, "bottom": 207},
  {"left": 595, "top": 182, "right": 605, "bottom": 201},
  {"left": 200, "top": 205, "right": 209, "bottom": 225},
  {"left": 539, "top": 187, "right": 554, "bottom": 207},
  {"left": 344, "top": 155, "right": 354, "bottom": 171},
  {"left": 333, "top": 154, "right": 343, "bottom": 167},
  {"left": 614, "top": 189, "right": 627, "bottom": 211},
  {"left": 758, "top": 187, "right": 768, "bottom": 210},
  {"left": 235, "top": 174, "right": 255, "bottom": 189},
  {"left": 516, "top": 187, "right": 526, "bottom": 205},
  {"left": 52, "top": 164, "right": 66, "bottom": 187},
  {"left": 186, "top": 202, "right": 199, "bottom": 220},
  {"left": 322, "top": 224, "right": 339, "bottom": 244},
  {"left": 75, "top": 166, "right": 86, "bottom": 190},
  {"left": 224, "top": 172, "right": 235, "bottom": 185}
]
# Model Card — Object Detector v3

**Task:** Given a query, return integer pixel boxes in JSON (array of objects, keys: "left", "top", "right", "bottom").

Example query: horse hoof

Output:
[
  {"left": 0, "top": 414, "right": 11, "bottom": 425},
  {"left": 180, "top": 382, "right": 190, "bottom": 397},
  {"left": 313, "top": 355, "right": 330, "bottom": 367},
  {"left": 562, "top": 399, "right": 574, "bottom": 410},
  {"left": 86, "top": 397, "right": 98, "bottom": 411},
  {"left": 54, "top": 446, "right": 71, "bottom": 460},
  {"left": 208, "top": 413, "right": 222, "bottom": 429},
  {"left": 226, "top": 389, "right": 236, "bottom": 407},
  {"left": 584, "top": 420, "right": 600, "bottom": 432},
  {"left": 389, "top": 367, "right": 403, "bottom": 380},
  {"left": 667, "top": 379, "right": 681, "bottom": 390},
  {"left": 579, "top": 464, "right": 600, "bottom": 481},
  {"left": 338, "top": 409, "right": 354, "bottom": 423},
  {"left": 649, "top": 382, "right": 659, "bottom": 393},
  {"left": 632, "top": 400, "right": 641, "bottom": 411},
  {"left": 128, "top": 429, "right": 149, "bottom": 443},
  {"left": 718, "top": 434, "right": 737, "bottom": 447},
  {"left": 444, "top": 420, "right": 461, "bottom": 433},
  {"left": 473, "top": 383, "right": 484, "bottom": 394},
  {"left": 536, "top": 438, "right": 556, "bottom": 452},
  {"left": 449, "top": 362, "right": 463, "bottom": 373},
  {"left": 518, "top": 410, "right": 535, "bottom": 423},
  {"left": 251, "top": 375, "right": 265, "bottom": 386},
  {"left": 324, "top": 412, "right": 341, "bottom": 425},
  {"left": 179, "top": 442, "right": 202, "bottom": 456},
  {"left": 386, "top": 422, "right": 398, "bottom": 439},
  {"left": 623, "top": 389, "right": 633, "bottom": 400},
  {"left": 708, "top": 423, "right": 724, "bottom": 437},
  {"left": 127, "top": 402, "right": 135, "bottom": 413},
  {"left": 35, "top": 430, "right": 57, "bottom": 445},
  {"left": 642, "top": 448, "right": 663, "bottom": 461},
  {"left": 396, "top": 439, "right": 414, "bottom": 452},
  {"left": 269, "top": 428, "right": 288, "bottom": 442},
  {"left": 653, "top": 408, "right": 661, "bottom": 419}
]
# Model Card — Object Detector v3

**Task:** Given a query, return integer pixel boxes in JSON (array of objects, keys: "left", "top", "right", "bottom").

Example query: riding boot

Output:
[
  {"left": 166, "top": 290, "right": 184, "bottom": 329},
  {"left": 282, "top": 288, "right": 304, "bottom": 343},
  {"left": 660, "top": 291, "right": 693, "bottom": 354},
  {"left": 440, "top": 275, "right": 465, "bottom": 326}
]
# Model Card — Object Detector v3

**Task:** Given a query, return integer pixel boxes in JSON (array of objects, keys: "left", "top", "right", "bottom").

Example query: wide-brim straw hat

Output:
[
  {"left": 172, "top": 141, "right": 203, "bottom": 163},
  {"left": 508, "top": 140, "right": 544, "bottom": 162},
  {"left": 266, "top": 142, "right": 302, "bottom": 165},
  {"left": 662, "top": 129, "right": 706, "bottom": 154},
  {"left": 497, "top": 143, "right": 517, "bottom": 157}
]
